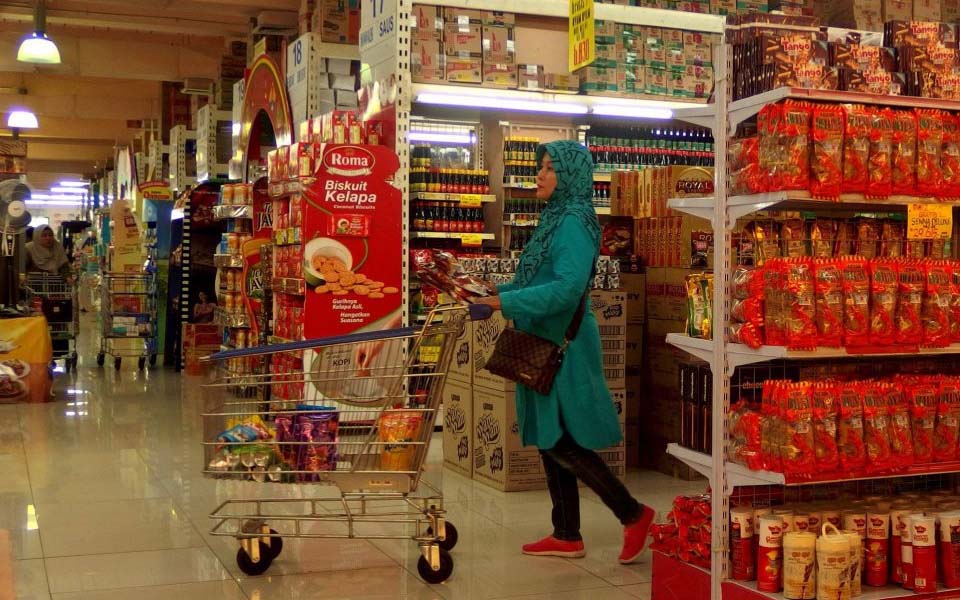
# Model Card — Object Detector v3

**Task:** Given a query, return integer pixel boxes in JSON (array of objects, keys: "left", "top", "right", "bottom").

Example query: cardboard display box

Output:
[
  {"left": 482, "top": 24, "right": 516, "bottom": 64},
  {"left": 518, "top": 64, "right": 545, "bottom": 90},
  {"left": 473, "top": 386, "right": 546, "bottom": 491},
  {"left": 483, "top": 62, "right": 519, "bottom": 88},
  {"left": 410, "top": 4, "right": 443, "bottom": 39},
  {"left": 412, "top": 38, "right": 445, "bottom": 84},
  {"left": 444, "top": 23, "right": 482, "bottom": 57},
  {"left": 447, "top": 311, "right": 472, "bottom": 385},
  {"left": 316, "top": 0, "right": 359, "bottom": 44},
  {"left": 595, "top": 389, "right": 628, "bottom": 478},
  {"left": 442, "top": 379, "right": 473, "bottom": 478},
  {"left": 446, "top": 58, "right": 483, "bottom": 84}
]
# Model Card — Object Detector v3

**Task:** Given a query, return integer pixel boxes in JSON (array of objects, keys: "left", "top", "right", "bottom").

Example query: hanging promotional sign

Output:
[
  {"left": 569, "top": 0, "right": 595, "bottom": 72},
  {"left": 110, "top": 198, "right": 142, "bottom": 272},
  {"left": 138, "top": 181, "right": 174, "bottom": 202}
]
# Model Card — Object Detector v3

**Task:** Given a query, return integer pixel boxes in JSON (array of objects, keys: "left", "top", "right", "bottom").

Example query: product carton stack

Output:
[
  {"left": 621, "top": 272, "right": 645, "bottom": 467},
  {"left": 313, "top": 0, "right": 360, "bottom": 44},
  {"left": 217, "top": 42, "right": 247, "bottom": 111},
  {"left": 590, "top": 290, "right": 630, "bottom": 477},
  {"left": 182, "top": 324, "right": 220, "bottom": 376},
  {"left": 411, "top": 5, "right": 445, "bottom": 83},
  {"left": 287, "top": 32, "right": 360, "bottom": 131}
]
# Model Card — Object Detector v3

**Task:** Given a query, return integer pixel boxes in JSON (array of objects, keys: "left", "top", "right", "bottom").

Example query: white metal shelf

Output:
[
  {"left": 667, "top": 444, "right": 782, "bottom": 489},
  {"left": 316, "top": 42, "right": 360, "bottom": 61},
  {"left": 411, "top": 232, "right": 495, "bottom": 241},
  {"left": 213, "top": 204, "right": 253, "bottom": 220},
  {"left": 726, "top": 578, "right": 960, "bottom": 599}
]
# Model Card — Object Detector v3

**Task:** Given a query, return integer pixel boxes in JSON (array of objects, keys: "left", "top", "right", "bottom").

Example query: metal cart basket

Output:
[
  {"left": 23, "top": 273, "right": 79, "bottom": 372},
  {"left": 201, "top": 304, "right": 489, "bottom": 582},
  {"left": 97, "top": 273, "right": 157, "bottom": 370}
]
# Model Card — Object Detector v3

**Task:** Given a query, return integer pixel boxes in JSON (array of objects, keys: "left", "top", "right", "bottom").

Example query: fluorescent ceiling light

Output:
[
  {"left": 416, "top": 92, "right": 588, "bottom": 115},
  {"left": 59, "top": 181, "right": 89, "bottom": 188},
  {"left": 17, "top": 32, "right": 60, "bottom": 64},
  {"left": 49, "top": 186, "right": 87, "bottom": 194},
  {"left": 7, "top": 110, "right": 38, "bottom": 129},
  {"left": 408, "top": 131, "right": 474, "bottom": 144},
  {"left": 26, "top": 200, "right": 83, "bottom": 207},
  {"left": 590, "top": 105, "right": 674, "bottom": 119}
]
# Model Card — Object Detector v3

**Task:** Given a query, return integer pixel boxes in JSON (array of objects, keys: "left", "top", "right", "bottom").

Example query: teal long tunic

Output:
[{"left": 497, "top": 214, "right": 622, "bottom": 451}]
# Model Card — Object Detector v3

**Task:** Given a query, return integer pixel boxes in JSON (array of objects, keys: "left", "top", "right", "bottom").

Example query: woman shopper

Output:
[
  {"left": 25, "top": 225, "right": 73, "bottom": 279},
  {"left": 473, "top": 140, "right": 654, "bottom": 563}
]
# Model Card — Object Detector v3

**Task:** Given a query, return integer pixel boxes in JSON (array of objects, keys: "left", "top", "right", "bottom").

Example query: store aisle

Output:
[{"left": 3, "top": 317, "right": 704, "bottom": 600}]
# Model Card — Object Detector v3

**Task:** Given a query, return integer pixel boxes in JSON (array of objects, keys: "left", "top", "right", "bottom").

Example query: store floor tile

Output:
[{"left": 0, "top": 317, "right": 705, "bottom": 599}]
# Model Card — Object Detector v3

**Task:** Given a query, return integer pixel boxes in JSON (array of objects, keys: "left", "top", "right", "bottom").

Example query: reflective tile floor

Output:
[{"left": 2, "top": 318, "right": 704, "bottom": 599}]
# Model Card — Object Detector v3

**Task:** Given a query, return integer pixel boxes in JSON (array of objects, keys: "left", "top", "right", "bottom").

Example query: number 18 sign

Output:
[{"left": 569, "top": 0, "right": 595, "bottom": 72}]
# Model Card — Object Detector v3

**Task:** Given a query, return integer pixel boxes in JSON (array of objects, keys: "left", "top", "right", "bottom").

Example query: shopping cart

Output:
[
  {"left": 97, "top": 273, "right": 158, "bottom": 370},
  {"left": 201, "top": 304, "right": 491, "bottom": 582},
  {"left": 22, "top": 273, "right": 79, "bottom": 372}
]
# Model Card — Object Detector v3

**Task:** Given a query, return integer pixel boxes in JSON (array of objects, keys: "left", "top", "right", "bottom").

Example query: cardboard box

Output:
[
  {"left": 483, "top": 10, "right": 516, "bottom": 25},
  {"left": 883, "top": 0, "right": 913, "bottom": 18},
  {"left": 595, "top": 43, "right": 620, "bottom": 69},
  {"left": 595, "top": 389, "right": 628, "bottom": 478},
  {"left": 594, "top": 19, "right": 618, "bottom": 44},
  {"left": 412, "top": 38, "right": 445, "bottom": 83},
  {"left": 472, "top": 311, "right": 512, "bottom": 392},
  {"left": 578, "top": 65, "right": 618, "bottom": 93},
  {"left": 446, "top": 58, "right": 482, "bottom": 84},
  {"left": 645, "top": 44, "right": 667, "bottom": 70},
  {"left": 591, "top": 290, "right": 627, "bottom": 340},
  {"left": 621, "top": 272, "right": 646, "bottom": 323},
  {"left": 646, "top": 67, "right": 669, "bottom": 95},
  {"left": 473, "top": 387, "right": 546, "bottom": 491},
  {"left": 442, "top": 379, "right": 473, "bottom": 477},
  {"left": 518, "top": 64, "right": 545, "bottom": 90},
  {"left": 317, "top": 0, "right": 359, "bottom": 44},
  {"left": 646, "top": 267, "right": 690, "bottom": 321},
  {"left": 443, "top": 7, "right": 483, "bottom": 24},
  {"left": 544, "top": 73, "right": 580, "bottom": 93},
  {"left": 483, "top": 62, "right": 518, "bottom": 88},
  {"left": 482, "top": 25, "right": 516, "bottom": 63},
  {"left": 619, "top": 64, "right": 646, "bottom": 94},
  {"left": 447, "top": 317, "right": 472, "bottom": 385},
  {"left": 444, "top": 23, "right": 482, "bottom": 57},
  {"left": 914, "top": 0, "right": 941, "bottom": 20},
  {"left": 410, "top": 5, "right": 443, "bottom": 39},
  {"left": 944, "top": 0, "right": 960, "bottom": 21}
]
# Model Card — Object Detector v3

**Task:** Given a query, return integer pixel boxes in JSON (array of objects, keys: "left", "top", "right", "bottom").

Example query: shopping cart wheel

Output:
[
  {"left": 417, "top": 548, "right": 453, "bottom": 584},
  {"left": 427, "top": 522, "right": 458, "bottom": 552},
  {"left": 236, "top": 545, "right": 273, "bottom": 576},
  {"left": 96, "top": 353, "right": 105, "bottom": 367},
  {"left": 138, "top": 356, "right": 146, "bottom": 371},
  {"left": 114, "top": 357, "right": 122, "bottom": 370},
  {"left": 263, "top": 529, "right": 283, "bottom": 559}
]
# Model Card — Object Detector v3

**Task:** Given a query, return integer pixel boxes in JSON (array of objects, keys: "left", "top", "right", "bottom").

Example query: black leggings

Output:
[{"left": 539, "top": 430, "right": 643, "bottom": 542}]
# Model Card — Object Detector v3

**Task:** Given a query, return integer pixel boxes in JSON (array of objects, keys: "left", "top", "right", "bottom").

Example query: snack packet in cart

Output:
[
  {"left": 293, "top": 406, "right": 339, "bottom": 481},
  {"left": 412, "top": 249, "right": 498, "bottom": 302}
]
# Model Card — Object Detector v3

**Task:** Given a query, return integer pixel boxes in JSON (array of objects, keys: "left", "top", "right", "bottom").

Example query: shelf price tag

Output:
[
  {"left": 460, "top": 233, "right": 484, "bottom": 247},
  {"left": 459, "top": 194, "right": 483, "bottom": 208},
  {"left": 569, "top": 0, "right": 595, "bottom": 72},
  {"left": 907, "top": 203, "right": 952, "bottom": 240}
]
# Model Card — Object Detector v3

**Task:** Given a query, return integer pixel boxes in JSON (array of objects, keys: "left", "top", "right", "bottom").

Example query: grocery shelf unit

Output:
[
  {"left": 170, "top": 124, "right": 197, "bottom": 193},
  {"left": 666, "top": 42, "right": 960, "bottom": 600},
  {"left": 196, "top": 105, "right": 232, "bottom": 183}
]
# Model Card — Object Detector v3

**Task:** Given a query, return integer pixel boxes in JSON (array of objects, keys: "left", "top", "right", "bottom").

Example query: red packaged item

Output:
[
  {"left": 758, "top": 104, "right": 783, "bottom": 192},
  {"left": 863, "top": 382, "right": 893, "bottom": 473},
  {"left": 867, "top": 108, "right": 894, "bottom": 198},
  {"left": 812, "top": 381, "right": 840, "bottom": 473},
  {"left": 924, "top": 260, "right": 953, "bottom": 347},
  {"left": 838, "top": 382, "right": 868, "bottom": 473},
  {"left": 943, "top": 114, "right": 960, "bottom": 199},
  {"left": 785, "top": 258, "right": 817, "bottom": 350},
  {"left": 761, "top": 380, "right": 784, "bottom": 472},
  {"left": 907, "top": 377, "right": 938, "bottom": 463},
  {"left": 891, "top": 110, "right": 918, "bottom": 195},
  {"left": 727, "top": 322, "right": 765, "bottom": 349},
  {"left": 814, "top": 259, "right": 844, "bottom": 347},
  {"left": 763, "top": 260, "right": 788, "bottom": 346},
  {"left": 952, "top": 268, "right": 960, "bottom": 343},
  {"left": 810, "top": 104, "right": 844, "bottom": 199},
  {"left": 896, "top": 259, "right": 924, "bottom": 345},
  {"left": 729, "top": 402, "right": 764, "bottom": 470},
  {"left": 843, "top": 104, "right": 873, "bottom": 193},
  {"left": 731, "top": 297, "right": 765, "bottom": 329},
  {"left": 729, "top": 136, "right": 766, "bottom": 195},
  {"left": 916, "top": 109, "right": 945, "bottom": 196},
  {"left": 730, "top": 507, "right": 755, "bottom": 581},
  {"left": 884, "top": 382, "right": 914, "bottom": 470},
  {"left": 841, "top": 256, "right": 871, "bottom": 347},
  {"left": 870, "top": 258, "right": 899, "bottom": 346},
  {"left": 779, "top": 381, "right": 817, "bottom": 478},
  {"left": 411, "top": 249, "right": 497, "bottom": 302},
  {"left": 935, "top": 377, "right": 960, "bottom": 461},
  {"left": 779, "top": 100, "right": 811, "bottom": 191}
]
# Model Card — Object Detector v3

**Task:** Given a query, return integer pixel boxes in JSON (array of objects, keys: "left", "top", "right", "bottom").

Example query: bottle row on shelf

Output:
[
  {"left": 411, "top": 202, "right": 486, "bottom": 234},
  {"left": 586, "top": 126, "right": 715, "bottom": 171},
  {"left": 409, "top": 168, "right": 491, "bottom": 194}
]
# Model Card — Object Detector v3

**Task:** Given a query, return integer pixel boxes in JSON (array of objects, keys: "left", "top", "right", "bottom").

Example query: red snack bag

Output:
[
  {"left": 943, "top": 114, "right": 960, "bottom": 199},
  {"left": 780, "top": 381, "right": 817, "bottom": 478},
  {"left": 907, "top": 376, "right": 938, "bottom": 463},
  {"left": 812, "top": 381, "right": 841, "bottom": 473},
  {"left": 814, "top": 258, "right": 844, "bottom": 347},
  {"left": 842, "top": 256, "right": 872, "bottom": 347},
  {"left": 951, "top": 266, "right": 960, "bottom": 343},
  {"left": 884, "top": 382, "right": 914, "bottom": 470},
  {"left": 896, "top": 259, "right": 925, "bottom": 345},
  {"left": 923, "top": 260, "right": 953, "bottom": 348},
  {"left": 785, "top": 258, "right": 817, "bottom": 350},
  {"left": 868, "top": 108, "right": 895, "bottom": 198},
  {"left": 916, "top": 109, "right": 945, "bottom": 196},
  {"left": 863, "top": 381, "right": 894, "bottom": 473},
  {"left": 729, "top": 401, "right": 764, "bottom": 470},
  {"left": 728, "top": 322, "right": 765, "bottom": 349},
  {"left": 732, "top": 297, "right": 765, "bottom": 329},
  {"left": 891, "top": 110, "right": 918, "bottom": 195},
  {"left": 761, "top": 380, "right": 785, "bottom": 472},
  {"left": 810, "top": 104, "right": 844, "bottom": 199},
  {"left": 935, "top": 377, "right": 960, "bottom": 462},
  {"left": 778, "top": 100, "right": 811, "bottom": 191},
  {"left": 730, "top": 136, "right": 766, "bottom": 195},
  {"left": 870, "top": 258, "right": 899, "bottom": 346},
  {"left": 843, "top": 104, "right": 873, "bottom": 193},
  {"left": 838, "top": 381, "right": 868, "bottom": 473},
  {"left": 733, "top": 266, "right": 762, "bottom": 300},
  {"left": 758, "top": 104, "right": 783, "bottom": 192},
  {"left": 763, "top": 260, "right": 788, "bottom": 346}
]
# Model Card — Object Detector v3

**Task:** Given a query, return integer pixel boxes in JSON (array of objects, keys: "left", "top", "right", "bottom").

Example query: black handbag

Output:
[{"left": 482, "top": 290, "right": 589, "bottom": 395}]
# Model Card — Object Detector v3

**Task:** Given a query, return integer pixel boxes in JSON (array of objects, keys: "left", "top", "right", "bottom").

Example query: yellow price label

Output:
[
  {"left": 569, "top": 0, "right": 595, "bottom": 72},
  {"left": 418, "top": 345, "right": 441, "bottom": 364},
  {"left": 459, "top": 233, "right": 484, "bottom": 247},
  {"left": 459, "top": 194, "right": 483, "bottom": 208},
  {"left": 907, "top": 203, "right": 952, "bottom": 240}
]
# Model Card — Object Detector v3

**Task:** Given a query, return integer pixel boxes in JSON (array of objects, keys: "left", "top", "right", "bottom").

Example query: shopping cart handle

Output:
[
  {"left": 469, "top": 303, "right": 494, "bottom": 321},
  {"left": 205, "top": 326, "right": 423, "bottom": 361}
]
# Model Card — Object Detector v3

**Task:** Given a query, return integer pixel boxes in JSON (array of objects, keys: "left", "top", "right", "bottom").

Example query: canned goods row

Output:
[{"left": 221, "top": 183, "right": 253, "bottom": 206}]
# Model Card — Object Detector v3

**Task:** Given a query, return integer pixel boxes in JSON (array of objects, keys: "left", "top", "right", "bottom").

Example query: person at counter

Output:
[{"left": 25, "top": 225, "right": 73, "bottom": 281}]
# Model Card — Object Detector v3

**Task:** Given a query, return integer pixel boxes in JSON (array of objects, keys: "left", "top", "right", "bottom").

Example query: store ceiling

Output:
[{"left": 0, "top": 0, "right": 299, "bottom": 190}]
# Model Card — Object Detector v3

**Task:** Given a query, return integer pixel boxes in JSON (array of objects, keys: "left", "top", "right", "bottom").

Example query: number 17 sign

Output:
[{"left": 569, "top": 0, "right": 595, "bottom": 72}]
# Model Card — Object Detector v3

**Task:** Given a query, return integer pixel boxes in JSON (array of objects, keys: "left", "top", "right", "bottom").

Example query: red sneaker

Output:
[
  {"left": 522, "top": 536, "right": 586, "bottom": 558},
  {"left": 619, "top": 505, "right": 656, "bottom": 564}
]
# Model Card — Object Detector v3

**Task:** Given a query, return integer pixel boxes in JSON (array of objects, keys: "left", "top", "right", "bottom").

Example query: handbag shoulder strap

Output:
[{"left": 563, "top": 264, "right": 596, "bottom": 348}]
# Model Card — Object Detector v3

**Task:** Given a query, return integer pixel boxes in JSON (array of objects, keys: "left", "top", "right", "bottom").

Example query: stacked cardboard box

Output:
[
  {"left": 443, "top": 8, "right": 483, "bottom": 84},
  {"left": 482, "top": 12, "right": 517, "bottom": 88},
  {"left": 313, "top": 0, "right": 360, "bottom": 44},
  {"left": 611, "top": 165, "right": 714, "bottom": 219},
  {"left": 182, "top": 324, "right": 220, "bottom": 376},
  {"left": 287, "top": 33, "right": 360, "bottom": 129},
  {"left": 622, "top": 272, "right": 645, "bottom": 467},
  {"left": 411, "top": 5, "right": 445, "bottom": 84}
]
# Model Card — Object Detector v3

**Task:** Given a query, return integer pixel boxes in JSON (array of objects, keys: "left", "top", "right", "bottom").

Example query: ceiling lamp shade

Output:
[
  {"left": 7, "top": 110, "right": 38, "bottom": 129},
  {"left": 17, "top": 2, "right": 60, "bottom": 65}
]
